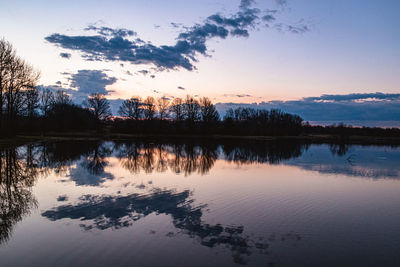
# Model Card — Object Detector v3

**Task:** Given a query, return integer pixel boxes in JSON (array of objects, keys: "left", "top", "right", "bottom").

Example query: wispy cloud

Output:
[{"left": 224, "top": 93, "right": 252, "bottom": 98}]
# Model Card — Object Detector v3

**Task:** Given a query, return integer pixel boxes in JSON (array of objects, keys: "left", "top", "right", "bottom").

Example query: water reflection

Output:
[
  {"left": 115, "top": 141, "right": 220, "bottom": 176},
  {"left": 1, "top": 139, "right": 400, "bottom": 265},
  {"left": 42, "top": 188, "right": 272, "bottom": 264},
  {"left": 0, "top": 146, "right": 38, "bottom": 245},
  {"left": 289, "top": 144, "right": 400, "bottom": 178}
]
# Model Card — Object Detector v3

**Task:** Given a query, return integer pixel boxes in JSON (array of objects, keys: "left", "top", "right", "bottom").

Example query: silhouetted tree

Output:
[
  {"left": 0, "top": 38, "right": 14, "bottom": 131},
  {"left": 143, "top": 96, "right": 156, "bottom": 120},
  {"left": 0, "top": 38, "right": 40, "bottom": 134},
  {"left": 53, "top": 90, "right": 71, "bottom": 105},
  {"left": 39, "top": 87, "right": 54, "bottom": 116},
  {"left": 199, "top": 97, "right": 219, "bottom": 123},
  {"left": 157, "top": 97, "right": 170, "bottom": 120},
  {"left": 184, "top": 95, "right": 200, "bottom": 123},
  {"left": 24, "top": 87, "right": 40, "bottom": 118},
  {"left": 170, "top": 97, "right": 184, "bottom": 121},
  {"left": 84, "top": 93, "right": 111, "bottom": 121},
  {"left": 223, "top": 107, "right": 303, "bottom": 136},
  {"left": 118, "top": 96, "right": 142, "bottom": 120}
]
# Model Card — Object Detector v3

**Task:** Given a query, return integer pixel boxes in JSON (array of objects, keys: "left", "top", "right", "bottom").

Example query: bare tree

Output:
[
  {"left": 39, "top": 88, "right": 54, "bottom": 116},
  {"left": 157, "top": 97, "right": 170, "bottom": 120},
  {"left": 183, "top": 95, "right": 200, "bottom": 123},
  {"left": 143, "top": 96, "right": 156, "bottom": 120},
  {"left": 170, "top": 97, "right": 184, "bottom": 121},
  {"left": 118, "top": 96, "right": 142, "bottom": 120},
  {"left": 85, "top": 93, "right": 111, "bottom": 121},
  {"left": 53, "top": 90, "right": 71, "bottom": 105},
  {"left": 199, "top": 97, "right": 219, "bottom": 123},
  {"left": 0, "top": 39, "right": 14, "bottom": 129},
  {"left": 0, "top": 39, "right": 40, "bottom": 131},
  {"left": 24, "top": 87, "right": 40, "bottom": 118}
]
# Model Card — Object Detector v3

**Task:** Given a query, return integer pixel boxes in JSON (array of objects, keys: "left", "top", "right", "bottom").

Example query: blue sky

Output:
[{"left": 1, "top": 0, "right": 399, "bottom": 121}]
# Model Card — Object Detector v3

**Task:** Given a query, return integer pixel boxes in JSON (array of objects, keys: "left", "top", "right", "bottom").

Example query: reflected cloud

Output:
[
  {"left": 1, "top": 139, "right": 399, "bottom": 264},
  {"left": 287, "top": 144, "right": 400, "bottom": 179},
  {"left": 42, "top": 188, "right": 271, "bottom": 264}
]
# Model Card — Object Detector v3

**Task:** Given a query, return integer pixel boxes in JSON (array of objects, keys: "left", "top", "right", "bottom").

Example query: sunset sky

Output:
[{"left": 1, "top": 0, "right": 399, "bottom": 121}]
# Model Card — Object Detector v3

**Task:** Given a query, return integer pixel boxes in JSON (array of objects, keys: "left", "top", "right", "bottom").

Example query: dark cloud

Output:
[
  {"left": 262, "top": 14, "right": 276, "bottom": 22},
  {"left": 84, "top": 25, "right": 136, "bottom": 37},
  {"left": 170, "top": 22, "right": 183, "bottom": 29},
  {"left": 60, "top": 52, "right": 71, "bottom": 59},
  {"left": 224, "top": 93, "right": 252, "bottom": 98},
  {"left": 304, "top": 92, "right": 400, "bottom": 102},
  {"left": 57, "top": 195, "right": 68, "bottom": 202},
  {"left": 177, "top": 86, "right": 186, "bottom": 90},
  {"left": 137, "top": 70, "right": 149, "bottom": 76},
  {"left": 40, "top": 69, "right": 117, "bottom": 106},
  {"left": 216, "top": 92, "right": 400, "bottom": 123},
  {"left": 69, "top": 69, "right": 117, "bottom": 95},
  {"left": 45, "top": 0, "right": 307, "bottom": 71}
]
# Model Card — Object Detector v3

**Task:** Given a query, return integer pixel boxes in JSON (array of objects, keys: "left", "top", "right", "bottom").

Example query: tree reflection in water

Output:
[
  {"left": 0, "top": 139, "right": 309, "bottom": 264},
  {"left": 0, "top": 146, "right": 38, "bottom": 245}
]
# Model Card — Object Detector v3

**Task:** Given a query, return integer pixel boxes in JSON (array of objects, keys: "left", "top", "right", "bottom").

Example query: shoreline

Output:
[{"left": 2, "top": 132, "right": 400, "bottom": 146}]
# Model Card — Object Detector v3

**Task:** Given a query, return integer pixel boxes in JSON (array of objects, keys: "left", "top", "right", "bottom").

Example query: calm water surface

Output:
[{"left": 1, "top": 139, "right": 400, "bottom": 266}]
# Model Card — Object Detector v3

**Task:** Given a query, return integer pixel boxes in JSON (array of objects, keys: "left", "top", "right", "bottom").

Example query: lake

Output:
[{"left": 1, "top": 139, "right": 400, "bottom": 266}]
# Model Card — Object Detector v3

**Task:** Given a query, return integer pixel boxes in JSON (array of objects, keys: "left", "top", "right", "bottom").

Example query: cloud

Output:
[
  {"left": 45, "top": 0, "right": 307, "bottom": 71},
  {"left": 69, "top": 69, "right": 117, "bottom": 95},
  {"left": 84, "top": 25, "right": 136, "bottom": 37},
  {"left": 275, "top": 21, "right": 309, "bottom": 34},
  {"left": 303, "top": 92, "right": 400, "bottom": 102},
  {"left": 177, "top": 86, "right": 186, "bottom": 90},
  {"left": 40, "top": 69, "right": 117, "bottom": 106},
  {"left": 171, "top": 22, "right": 183, "bottom": 29},
  {"left": 60, "top": 52, "right": 71, "bottom": 59},
  {"left": 224, "top": 93, "right": 252, "bottom": 98},
  {"left": 286, "top": 24, "right": 309, "bottom": 34},
  {"left": 216, "top": 92, "right": 400, "bottom": 122},
  {"left": 137, "top": 70, "right": 149, "bottom": 76}
]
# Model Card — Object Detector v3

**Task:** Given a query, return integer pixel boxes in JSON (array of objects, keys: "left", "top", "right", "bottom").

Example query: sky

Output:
[{"left": 1, "top": 0, "right": 400, "bottom": 122}]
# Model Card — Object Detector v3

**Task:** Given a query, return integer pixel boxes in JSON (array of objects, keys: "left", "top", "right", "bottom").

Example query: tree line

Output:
[
  {"left": 0, "top": 37, "right": 304, "bottom": 136},
  {"left": 2, "top": 37, "right": 399, "bottom": 138}
]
